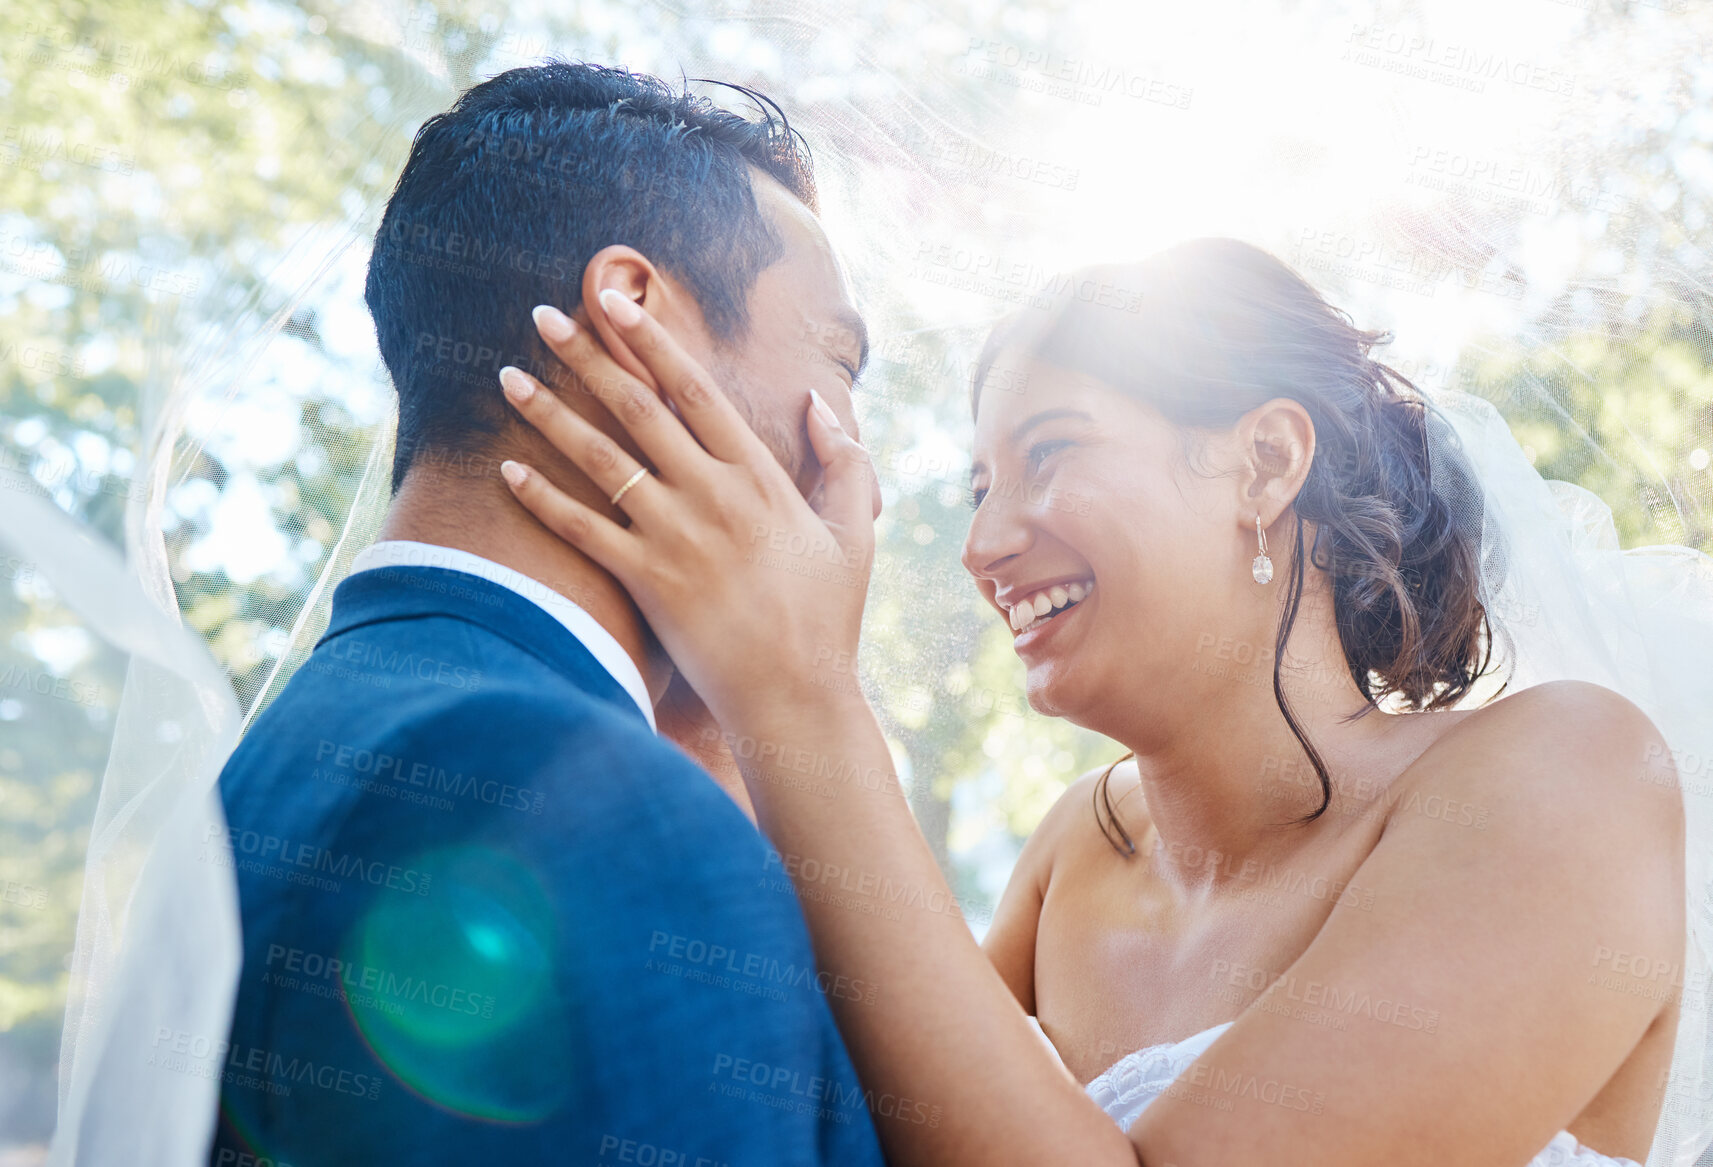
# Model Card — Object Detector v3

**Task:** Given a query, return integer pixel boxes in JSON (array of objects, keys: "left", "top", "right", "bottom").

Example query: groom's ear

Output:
[{"left": 579, "top": 245, "right": 666, "bottom": 390}]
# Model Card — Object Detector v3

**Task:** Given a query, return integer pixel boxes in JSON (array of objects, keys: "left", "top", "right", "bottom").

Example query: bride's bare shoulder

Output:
[
  {"left": 1396, "top": 678, "right": 1682, "bottom": 840},
  {"left": 1030, "top": 756, "right": 1153, "bottom": 867}
]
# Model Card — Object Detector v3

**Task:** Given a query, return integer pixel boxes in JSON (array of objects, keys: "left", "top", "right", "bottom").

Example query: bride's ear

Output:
[
  {"left": 1239, "top": 398, "right": 1316, "bottom": 526},
  {"left": 578, "top": 245, "right": 665, "bottom": 389}
]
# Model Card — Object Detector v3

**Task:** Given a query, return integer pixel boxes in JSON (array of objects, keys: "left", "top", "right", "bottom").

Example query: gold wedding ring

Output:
[{"left": 609, "top": 466, "right": 649, "bottom": 507}]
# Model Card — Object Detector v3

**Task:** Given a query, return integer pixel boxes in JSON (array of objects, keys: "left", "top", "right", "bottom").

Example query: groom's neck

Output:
[{"left": 378, "top": 464, "right": 671, "bottom": 704}]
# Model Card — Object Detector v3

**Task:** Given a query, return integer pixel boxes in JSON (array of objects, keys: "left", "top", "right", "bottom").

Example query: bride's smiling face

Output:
[{"left": 961, "top": 349, "right": 1248, "bottom": 727}]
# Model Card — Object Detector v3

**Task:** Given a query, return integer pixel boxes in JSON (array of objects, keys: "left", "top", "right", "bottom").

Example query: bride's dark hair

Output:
[{"left": 970, "top": 237, "right": 1501, "bottom": 844}]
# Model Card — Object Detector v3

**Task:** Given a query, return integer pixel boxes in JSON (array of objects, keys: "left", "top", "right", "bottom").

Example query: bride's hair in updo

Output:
[{"left": 969, "top": 237, "right": 1501, "bottom": 841}]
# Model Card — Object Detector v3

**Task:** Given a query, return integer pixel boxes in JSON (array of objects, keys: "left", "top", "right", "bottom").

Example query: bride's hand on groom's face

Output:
[{"left": 495, "top": 290, "right": 878, "bottom": 730}]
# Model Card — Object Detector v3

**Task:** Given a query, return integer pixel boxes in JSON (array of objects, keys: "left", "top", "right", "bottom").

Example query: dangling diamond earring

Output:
[{"left": 1252, "top": 514, "right": 1274, "bottom": 585}]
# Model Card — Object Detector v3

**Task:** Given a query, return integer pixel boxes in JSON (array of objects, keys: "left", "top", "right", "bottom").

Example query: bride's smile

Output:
[
  {"left": 1004, "top": 575, "right": 1094, "bottom": 639},
  {"left": 961, "top": 357, "right": 1195, "bottom": 720}
]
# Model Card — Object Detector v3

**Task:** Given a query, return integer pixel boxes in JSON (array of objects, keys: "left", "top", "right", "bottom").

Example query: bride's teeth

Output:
[{"left": 1007, "top": 581, "right": 1096, "bottom": 632}]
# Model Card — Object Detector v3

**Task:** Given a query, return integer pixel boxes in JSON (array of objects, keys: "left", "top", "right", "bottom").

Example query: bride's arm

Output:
[
  {"left": 733, "top": 688, "right": 1128, "bottom": 1162},
  {"left": 981, "top": 862, "right": 1041, "bottom": 1015},
  {"left": 981, "top": 765, "right": 1131, "bottom": 1016},
  {"left": 980, "top": 779, "right": 1068, "bottom": 1016},
  {"left": 1126, "top": 680, "right": 1683, "bottom": 1166}
]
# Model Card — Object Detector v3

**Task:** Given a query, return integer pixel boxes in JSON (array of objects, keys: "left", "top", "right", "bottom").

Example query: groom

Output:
[{"left": 207, "top": 62, "right": 882, "bottom": 1165}]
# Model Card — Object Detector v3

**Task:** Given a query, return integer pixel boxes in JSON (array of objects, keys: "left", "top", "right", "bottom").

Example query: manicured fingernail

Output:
[
  {"left": 499, "top": 366, "right": 535, "bottom": 403},
  {"left": 500, "top": 460, "right": 529, "bottom": 488},
  {"left": 809, "top": 388, "right": 841, "bottom": 429},
  {"left": 598, "top": 287, "right": 643, "bottom": 326},
  {"left": 532, "top": 304, "right": 575, "bottom": 343}
]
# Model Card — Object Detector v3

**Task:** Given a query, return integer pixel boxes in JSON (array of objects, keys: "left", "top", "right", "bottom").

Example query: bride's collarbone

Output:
[
  {"left": 1034, "top": 799, "right": 1390, "bottom": 1072},
  {"left": 1034, "top": 734, "right": 1468, "bottom": 1061},
  {"left": 1053, "top": 799, "right": 1379, "bottom": 934},
  {"left": 1036, "top": 854, "right": 1361, "bottom": 1073}
]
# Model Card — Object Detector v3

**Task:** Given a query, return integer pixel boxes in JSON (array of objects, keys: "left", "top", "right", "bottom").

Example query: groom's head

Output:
[{"left": 366, "top": 61, "right": 868, "bottom": 503}]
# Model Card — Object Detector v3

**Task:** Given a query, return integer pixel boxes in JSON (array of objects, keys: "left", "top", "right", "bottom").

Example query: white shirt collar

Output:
[{"left": 347, "top": 540, "right": 656, "bottom": 732}]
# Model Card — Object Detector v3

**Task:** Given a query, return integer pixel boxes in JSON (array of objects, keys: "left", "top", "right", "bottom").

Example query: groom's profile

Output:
[{"left": 208, "top": 61, "right": 882, "bottom": 1166}]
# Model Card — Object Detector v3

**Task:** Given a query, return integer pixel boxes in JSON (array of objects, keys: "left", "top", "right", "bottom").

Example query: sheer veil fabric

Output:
[
  {"left": 0, "top": 489, "right": 242, "bottom": 1167},
  {"left": 1423, "top": 390, "right": 1713, "bottom": 1167}
]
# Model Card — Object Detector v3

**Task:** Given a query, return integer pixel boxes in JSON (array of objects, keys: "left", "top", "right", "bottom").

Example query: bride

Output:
[{"left": 495, "top": 236, "right": 1705, "bottom": 1166}]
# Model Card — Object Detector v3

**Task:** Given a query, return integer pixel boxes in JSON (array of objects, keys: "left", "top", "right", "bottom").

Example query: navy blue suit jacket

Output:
[{"left": 208, "top": 565, "right": 885, "bottom": 1166}]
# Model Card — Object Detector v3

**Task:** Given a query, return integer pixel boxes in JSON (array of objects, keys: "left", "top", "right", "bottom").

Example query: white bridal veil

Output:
[
  {"left": 1424, "top": 390, "right": 1713, "bottom": 1167},
  {"left": 3, "top": 2, "right": 1709, "bottom": 1165},
  {"left": 0, "top": 488, "right": 241, "bottom": 1166}
]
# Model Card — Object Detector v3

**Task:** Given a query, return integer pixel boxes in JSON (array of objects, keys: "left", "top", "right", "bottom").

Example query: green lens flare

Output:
[{"left": 340, "top": 845, "right": 573, "bottom": 1123}]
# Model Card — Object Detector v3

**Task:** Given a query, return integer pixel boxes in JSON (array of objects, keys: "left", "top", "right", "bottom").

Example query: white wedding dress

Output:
[{"left": 1063, "top": 1018, "right": 1639, "bottom": 1166}]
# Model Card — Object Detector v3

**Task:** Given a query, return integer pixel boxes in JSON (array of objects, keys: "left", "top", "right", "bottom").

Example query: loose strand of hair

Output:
[
  {"left": 1276, "top": 511, "right": 1335, "bottom": 825},
  {"left": 1094, "top": 750, "right": 1139, "bottom": 857}
]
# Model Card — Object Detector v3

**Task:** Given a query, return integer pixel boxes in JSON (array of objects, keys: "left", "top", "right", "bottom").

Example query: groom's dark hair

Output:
[{"left": 365, "top": 61, "right": 816, "bottom": 489}]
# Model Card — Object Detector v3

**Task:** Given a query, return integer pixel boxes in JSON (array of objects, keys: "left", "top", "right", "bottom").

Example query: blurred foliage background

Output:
[{"left": 1, "top": 0, "right": 1708, "bottom": 1153}]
